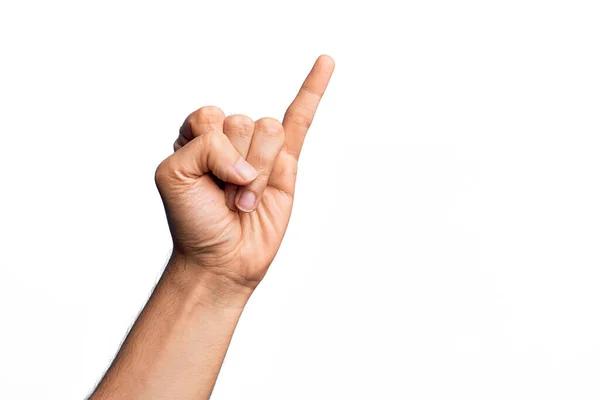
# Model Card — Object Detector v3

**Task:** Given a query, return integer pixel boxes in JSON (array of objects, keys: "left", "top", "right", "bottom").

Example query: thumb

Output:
[{"left": 156, "top": 132, "right": 258, "bottom": 186}]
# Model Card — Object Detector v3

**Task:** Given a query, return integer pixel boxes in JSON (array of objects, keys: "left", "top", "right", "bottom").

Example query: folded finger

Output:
[
  {"left": 235, "top": 118, "right": 285, "bottom": 212},
  {"left": 174, "top": 106, "right": 225, "bottom": 152},
  {"left": 222, "top": 114, "right": 255, "bottom": 210}
]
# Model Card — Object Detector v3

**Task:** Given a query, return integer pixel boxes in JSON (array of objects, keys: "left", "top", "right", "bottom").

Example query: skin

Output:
[{"left": 89, "top": 55, "right": 335, "bottom": 399}]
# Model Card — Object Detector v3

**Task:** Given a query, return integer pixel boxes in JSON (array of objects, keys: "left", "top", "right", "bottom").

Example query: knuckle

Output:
[
  {"left": 189, "top": 106, "right": 225, "bottom": 127},
  {"left": 225, "top": 114, "right": 254, "bottom": 138},
  {"left": 256, "top": 117, "right": 284, "bottom": 138},
  {"left": 284, "top": 107, "right": 312, "bottom": 129},
  {"left": 300, "top": 83, "right": 322, "bottom": 97}
]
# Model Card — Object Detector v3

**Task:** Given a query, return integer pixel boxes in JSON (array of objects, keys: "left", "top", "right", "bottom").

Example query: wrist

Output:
[{"left": 163, "top": 252, "right": 254, "bottom": 311}]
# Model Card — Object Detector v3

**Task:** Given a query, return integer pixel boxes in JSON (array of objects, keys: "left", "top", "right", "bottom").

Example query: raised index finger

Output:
[{"left": 282, "top": 54, "right": 335, "bottom": 159}]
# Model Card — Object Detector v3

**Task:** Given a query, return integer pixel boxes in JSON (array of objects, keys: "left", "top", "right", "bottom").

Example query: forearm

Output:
[{"left": 90, "top": 254, "right": 253, "bottom": 400}]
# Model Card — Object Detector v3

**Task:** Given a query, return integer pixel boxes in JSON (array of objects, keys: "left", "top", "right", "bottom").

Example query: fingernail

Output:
[
  {"left": 236, "top": 190, "right": 256, "bottom": 212},
  {"left": 234, "top": 158, "right": 258, "bottom": 181}
]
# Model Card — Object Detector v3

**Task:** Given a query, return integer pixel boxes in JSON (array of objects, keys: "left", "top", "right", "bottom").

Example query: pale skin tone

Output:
[{"left": 89, "top": 55, "right": 335, "bottom": 400}]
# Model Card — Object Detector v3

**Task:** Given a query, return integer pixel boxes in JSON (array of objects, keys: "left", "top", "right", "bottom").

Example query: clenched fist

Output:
[{"left": 154, "top": 55, "right": 335, "bottom": 292}]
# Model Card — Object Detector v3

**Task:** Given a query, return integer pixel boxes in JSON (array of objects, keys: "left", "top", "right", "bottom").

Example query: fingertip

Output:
[
  {"left": 318, "top": 53, "right": 335, "bottom": 63},
  {"left": 317, "top": 54, "right": 335, "bottom": 72},
  {"left": 235, "top": 189, "right": 257, "bottom": 213},
  {"left": 233, "top": 157, "right": 258, "bottom": 183}
]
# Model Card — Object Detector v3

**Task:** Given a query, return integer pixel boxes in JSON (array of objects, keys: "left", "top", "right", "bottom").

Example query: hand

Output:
[{"left": 154, "top": 55, "right": 335, "bottom": 290}]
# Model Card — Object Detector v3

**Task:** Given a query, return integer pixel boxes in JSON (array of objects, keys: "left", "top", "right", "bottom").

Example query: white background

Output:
[{"left": 1, "top": 1, "right": 600, "bottom": 399}]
